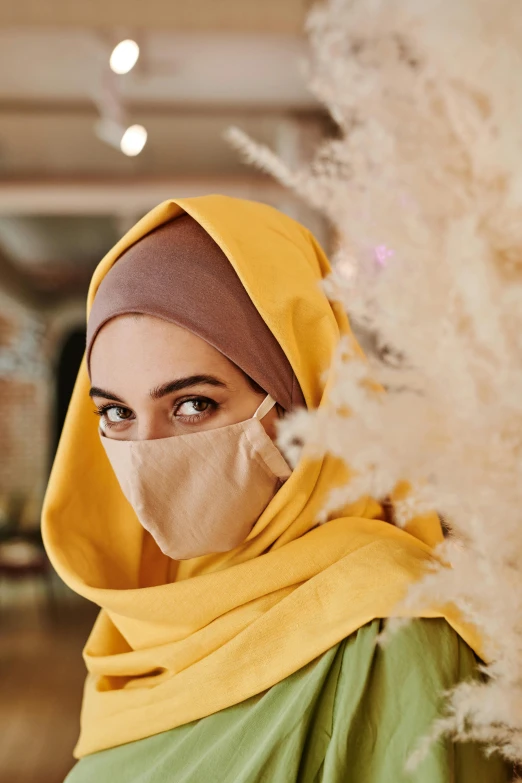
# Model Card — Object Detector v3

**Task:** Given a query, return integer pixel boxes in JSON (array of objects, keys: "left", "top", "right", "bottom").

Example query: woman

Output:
[{"left": 43, "top": 195, "right": 509, "bottom": 782}]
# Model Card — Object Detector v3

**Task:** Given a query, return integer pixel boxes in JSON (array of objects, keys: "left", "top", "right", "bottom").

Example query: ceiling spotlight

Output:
[
  {"left": 95, "top": 118, "right": 148, "bottom": 157},
  {"left": 109, "top": 39, "right": 140, "bottom": 75},
  {"left": 120, "top": 124, "right": 148, "bottom": 157}
]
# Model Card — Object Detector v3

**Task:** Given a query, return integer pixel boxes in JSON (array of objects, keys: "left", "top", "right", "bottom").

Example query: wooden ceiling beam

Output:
[
  {"left": 0, "top": 175, "right": 286, "bottom": 216},
  {"left": 0, "top": 99, "right": 323, "bottom": 120},
  {"left": 0, "top": 0, "right": 307, "bottom": 33}
]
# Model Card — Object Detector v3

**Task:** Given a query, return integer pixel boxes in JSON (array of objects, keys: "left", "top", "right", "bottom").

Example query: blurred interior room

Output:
[{"left": 0, "top": 2, "right": 328, "bottom": 781}]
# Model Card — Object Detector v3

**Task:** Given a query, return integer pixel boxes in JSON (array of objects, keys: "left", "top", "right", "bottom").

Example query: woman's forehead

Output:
[{"left": 89, "top": 314, "right": 240, "bottom": 393}]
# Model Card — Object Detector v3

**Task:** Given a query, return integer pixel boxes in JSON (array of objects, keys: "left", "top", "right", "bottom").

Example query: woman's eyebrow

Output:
[
  {"left": 149, "top": 375, "right": 228, "bottom": 400},
  {"left": 89, "top": 375, "right": 228, "bottom": 403},
  {"left": 89, "top": 387, "right": 125, "bottom": 402}
]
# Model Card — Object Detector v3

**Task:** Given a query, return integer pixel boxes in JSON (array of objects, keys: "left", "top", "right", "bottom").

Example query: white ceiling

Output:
[
  {"left": 0, "top": 28, "right": 320, "bottom": 181},
  {"left": 0, "top": 8, "right": 326, "bottom": 293},
  {"left": 0, "top": 29, "right": 314, "bottom": 106},
  {"left": 0, "top": 112, "right": 320, "bottom": 176}
]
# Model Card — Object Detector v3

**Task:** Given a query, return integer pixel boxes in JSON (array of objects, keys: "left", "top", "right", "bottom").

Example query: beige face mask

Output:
[{"left": 100, "top": 396, "right": 292, "bottom": 560}]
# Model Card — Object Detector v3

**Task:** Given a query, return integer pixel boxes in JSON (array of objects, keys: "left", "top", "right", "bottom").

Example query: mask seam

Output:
[{"left": 241, "top": 422, "right": 291, "bottom": 483}]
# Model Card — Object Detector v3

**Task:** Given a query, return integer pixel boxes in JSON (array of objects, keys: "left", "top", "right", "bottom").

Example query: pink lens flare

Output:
[{"left": 374, "top": 244, "right": 394, "bottom": 267}]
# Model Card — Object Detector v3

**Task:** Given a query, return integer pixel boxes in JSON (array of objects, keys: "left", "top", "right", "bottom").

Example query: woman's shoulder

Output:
[
  {"left": 331, "top": 618, "right": 510, "bottom": 782},
  {"left": 344, "top": 615, "right": 476, "bottom": 667},
  {"left": 340, "top": 616, "right": 479, "bottom": 697}
]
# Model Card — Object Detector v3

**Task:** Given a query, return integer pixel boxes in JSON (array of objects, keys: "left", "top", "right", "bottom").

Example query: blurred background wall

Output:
[{"left": 0, "top": 2, "right": 329, "bottom": 781}]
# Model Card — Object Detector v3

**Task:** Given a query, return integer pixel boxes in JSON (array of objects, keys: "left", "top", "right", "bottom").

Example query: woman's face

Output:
[{"left": 89, "top": 314, "right": 279, "bottom": 441}]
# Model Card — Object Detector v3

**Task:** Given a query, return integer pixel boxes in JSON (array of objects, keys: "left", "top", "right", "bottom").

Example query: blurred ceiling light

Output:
[
  {"left": 95, "top": 118, "right": 148, "bottom": 157},
  {"left": 120, "top": 125, "right": 148, "bottom": 157},
  {"left": 109, "top": 39, "right": 140, "bottom": 75}
]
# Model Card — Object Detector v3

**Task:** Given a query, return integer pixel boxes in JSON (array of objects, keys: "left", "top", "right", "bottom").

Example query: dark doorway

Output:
[{"left": 52, "top": 328, "right": 86, "bottom": 461}]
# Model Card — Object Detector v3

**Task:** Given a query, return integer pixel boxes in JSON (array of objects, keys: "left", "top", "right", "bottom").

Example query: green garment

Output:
[{"left": 66, "top": 619, "right": 510, "bottom": 783}]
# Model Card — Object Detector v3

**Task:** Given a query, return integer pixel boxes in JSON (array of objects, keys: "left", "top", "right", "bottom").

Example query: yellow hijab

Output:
[{"left": 43, "top": 195, "right": 479, "bottom": 758}]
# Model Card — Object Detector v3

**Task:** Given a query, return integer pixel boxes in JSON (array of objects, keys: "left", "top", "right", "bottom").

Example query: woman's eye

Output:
[
  {"left": 106, "top": 406, "right": 133, "bottom": 422},
  {"left": 176, "top": 399, "right": 211, "bottom": 417}
]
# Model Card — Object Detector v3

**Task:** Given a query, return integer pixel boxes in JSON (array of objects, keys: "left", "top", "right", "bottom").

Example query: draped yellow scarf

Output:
[{"left": 42, "top": 195, "right": 480, "bottom": 758}]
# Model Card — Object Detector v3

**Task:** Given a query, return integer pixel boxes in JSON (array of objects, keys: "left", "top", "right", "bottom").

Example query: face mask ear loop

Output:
[{"left": 253, "top": 395, "right": 277, "bottom": 421}]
